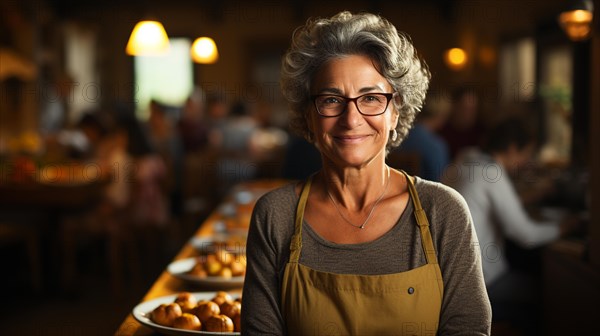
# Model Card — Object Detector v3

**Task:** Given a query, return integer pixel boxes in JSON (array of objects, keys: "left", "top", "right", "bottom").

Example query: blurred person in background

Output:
[
  {"left": 177, "top": 87, "right": 209, "bottom": 153},
  {"left": 211, "top": 100, "right": 260, "bottom": 196},
  {"left": 219, "top": 100, "right": 259, "bottom": 153},
  {"left": 439, "top": 86, "right": 486, "bottom": 160},
  {"left": 393, "top": 101, "right": 450, "bottom": 181},
  {"left": 443, "top": 117, "right": 579, "bottom": 332},
  {"left": 147, "top": 99, "right": 184, "bottom": 219},
  {"left": 116, "top": 106, "right": 172, "bottom": 269},
  {"left": 204, "top": 92, "right": 230, "bottom": 147},
  {"left": 57, "top": 112, "right": 109, "bottom": 160},
  {"left": 116, "top": 105, "right": 169, "bottom": 230}
]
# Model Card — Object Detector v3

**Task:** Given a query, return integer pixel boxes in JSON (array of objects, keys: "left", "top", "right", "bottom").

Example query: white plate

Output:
[
  {"left": 190, "top": 236, "right": 247, "bottom": 255},
  {"left": 132, "top": 292, "right": 240, "bottom": 335},
  {"left": 168, "top": 258, "right": 245, "bottom": 288}
]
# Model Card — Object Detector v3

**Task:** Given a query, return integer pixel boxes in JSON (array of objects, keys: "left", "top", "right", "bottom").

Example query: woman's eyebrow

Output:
[
  {"left": 358, "top": 85, "right": 386, "bottom": 93},
  {"left": 315, "top": 85, "right": 387, "bottom": 95},
  {"left": 315, "top": 87, "right": 343, "bottom": 95}
]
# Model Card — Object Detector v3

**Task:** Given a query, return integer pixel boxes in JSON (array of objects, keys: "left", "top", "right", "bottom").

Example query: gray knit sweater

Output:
[{"left": 241, "top": 177, "right": 491, "bottom": 335}]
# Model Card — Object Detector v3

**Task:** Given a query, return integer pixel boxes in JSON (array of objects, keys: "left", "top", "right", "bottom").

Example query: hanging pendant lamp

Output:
[
  {"left": 191, "top": 37, "right": 219, "bottom": 64},
  {"left": 558, "top": 0, "right": 594, "bottom": 41},
  {"left": 126, "top": 20, "right": 170, "bottom": 56}
]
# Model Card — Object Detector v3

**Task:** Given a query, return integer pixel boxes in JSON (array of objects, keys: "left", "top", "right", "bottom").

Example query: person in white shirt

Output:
[{"left": 443, "top": 118, "right": 576, "bottom": 330}]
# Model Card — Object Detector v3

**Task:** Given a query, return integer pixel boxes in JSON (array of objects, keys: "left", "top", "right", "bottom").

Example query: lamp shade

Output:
[
  {"left": 191, "top": 37, "right": 219, "bottom": 64},
  {"left": 126, "top": 20, "right": 170, "bottom": 56},
  {"left": 558, "top": 0, "right": 594, "bottom": 41}
]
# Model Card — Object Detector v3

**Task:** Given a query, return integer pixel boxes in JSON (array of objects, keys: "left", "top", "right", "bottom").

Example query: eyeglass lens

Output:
[{"left": 315, "top": 93, "right": 391, "bottom": 116}]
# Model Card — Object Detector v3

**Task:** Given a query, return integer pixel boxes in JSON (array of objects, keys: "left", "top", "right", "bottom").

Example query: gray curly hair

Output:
[{"left": 281, "top": 11, "right": 430, "bottom": 150}]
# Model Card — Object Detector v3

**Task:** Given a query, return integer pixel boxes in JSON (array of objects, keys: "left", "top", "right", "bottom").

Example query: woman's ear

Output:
[
  {"left": 391, "top": 94, "right": 401, "bottom": 127},
  {"left": 391, "top": 110, "right": 399, "bottom": 130}
]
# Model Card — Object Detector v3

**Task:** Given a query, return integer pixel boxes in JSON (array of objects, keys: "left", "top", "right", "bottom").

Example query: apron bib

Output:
[{"left": 281, "top": 171, "right": 444, "bottom": 335}]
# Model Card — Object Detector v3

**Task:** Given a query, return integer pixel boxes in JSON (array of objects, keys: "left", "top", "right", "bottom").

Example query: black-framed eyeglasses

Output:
[{"left": 312, "top": 92, "right": 398, "bottom": 117}]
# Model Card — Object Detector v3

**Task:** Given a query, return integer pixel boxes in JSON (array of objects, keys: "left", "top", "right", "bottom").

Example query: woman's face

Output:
[{"left": 308, "top": 54, "right": 399, "bottom": 169}]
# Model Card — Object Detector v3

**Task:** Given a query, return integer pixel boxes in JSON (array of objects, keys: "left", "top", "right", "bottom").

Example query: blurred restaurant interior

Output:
[{"left": 0, "top": 0, "right": 599, "bottom": 335}]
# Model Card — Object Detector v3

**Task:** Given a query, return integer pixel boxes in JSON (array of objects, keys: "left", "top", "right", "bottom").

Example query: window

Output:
[
  {"left": 538, "top": 44, "right": 572, "bottom": 164},
  {"left": 499, "top": 38, "right": 536, "bottom": 104},
  {"left": 134, "top": 38, "right": 193, "bottom": 119}
]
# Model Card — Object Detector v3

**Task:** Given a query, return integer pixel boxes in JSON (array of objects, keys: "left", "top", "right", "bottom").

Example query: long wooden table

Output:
[{"left": 115, "top": 179, "right": 288, "bottom": 335}]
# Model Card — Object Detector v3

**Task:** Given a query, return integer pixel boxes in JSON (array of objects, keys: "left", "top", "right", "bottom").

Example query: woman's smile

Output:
[{"left": 333, "top": 133, "right": 372, "bottom": 144}]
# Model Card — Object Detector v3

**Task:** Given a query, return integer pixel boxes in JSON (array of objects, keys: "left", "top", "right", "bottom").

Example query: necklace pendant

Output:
[{"left": 359, "top": 224, "right": 365, "bottom": 229}]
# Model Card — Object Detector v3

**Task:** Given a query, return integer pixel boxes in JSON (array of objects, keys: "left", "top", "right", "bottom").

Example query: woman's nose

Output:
[{"left": 339, "top": 100, "right": 363, "bottom": 127}]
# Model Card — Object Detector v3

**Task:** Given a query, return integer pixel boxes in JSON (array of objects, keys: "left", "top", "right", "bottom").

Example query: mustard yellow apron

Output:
[{"left": 281, "top": 171, "right": 444, "bottom": 335}]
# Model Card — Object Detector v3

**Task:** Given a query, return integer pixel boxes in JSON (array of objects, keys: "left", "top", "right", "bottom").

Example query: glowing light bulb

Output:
[
  {"left": 191, "top": 37, "right": 219, "bottom": 64},
  {"left": 444, "top": 48, "right": 468, "bottom": 71}
]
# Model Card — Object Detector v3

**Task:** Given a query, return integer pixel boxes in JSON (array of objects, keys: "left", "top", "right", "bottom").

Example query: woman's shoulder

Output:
[
  {"left": 414, "top": 177, "right": 471, "bottom": 219},
  {"left": 253, "top": 181, "right": 299, "bottom": 213},
  {"left": 413, "top": 178, "right": 476, "bottom": 250},
  {"left": 249, "top": 181, "right": 299, "bottom": 248},
  {"left": 415, "top": 177, "right": 464, "bottom": 201}
]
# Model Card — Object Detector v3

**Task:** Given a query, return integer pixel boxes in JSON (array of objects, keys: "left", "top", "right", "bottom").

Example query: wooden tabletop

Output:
[{"left": 115, "top": 179, "right": 288, "bottom": 335}]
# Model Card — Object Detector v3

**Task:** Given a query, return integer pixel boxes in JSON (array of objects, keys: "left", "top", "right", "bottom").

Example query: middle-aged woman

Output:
[{"left": 242, "top": 11, "right": 491, "bottom": 335}]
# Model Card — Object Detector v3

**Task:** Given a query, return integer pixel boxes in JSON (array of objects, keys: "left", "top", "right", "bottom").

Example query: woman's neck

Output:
[{"left": 319, "top": 160, "right": 389, "bottom": 210}]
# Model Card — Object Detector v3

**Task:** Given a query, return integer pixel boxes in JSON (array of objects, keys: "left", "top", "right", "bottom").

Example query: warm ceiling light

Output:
[
  {"left": 444, "top": 48, "right": 468, "bottom": 71},
  {"left": 559, "top": 0, "right": 594, "bottom": 41},
  {"left": 125, "top": 20, "right": 170, "bottom": 56},
  {"left": 191, "top": 37, "right": 219, "bottom": 64}
]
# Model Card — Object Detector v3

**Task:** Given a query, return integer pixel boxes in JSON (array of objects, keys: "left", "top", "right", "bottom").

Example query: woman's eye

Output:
[
  {"left": 323, "top": 97, "right": 343, "bottom": 104},
  {"left": 362, "top": 95, "right": 382, "bottom": 103}
]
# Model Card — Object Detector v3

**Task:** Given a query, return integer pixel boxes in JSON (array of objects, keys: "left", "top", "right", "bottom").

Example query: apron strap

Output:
[
  {"left": 289, "top": 175, "right": 313, "bottom": 263},
  {"left": 401, "top": 170, "right": 439, "bottom": 265}
]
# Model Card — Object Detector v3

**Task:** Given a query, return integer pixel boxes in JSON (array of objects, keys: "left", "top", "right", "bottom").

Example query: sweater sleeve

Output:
[
  {"left": 241, "top": 192, "right": 287, "bottom": 335},
  {"left": 432, "top": 184, "right": 492, "bottom": 335},
  {"left": 486, "top": 172, "right": 559, "bottom": 248}
]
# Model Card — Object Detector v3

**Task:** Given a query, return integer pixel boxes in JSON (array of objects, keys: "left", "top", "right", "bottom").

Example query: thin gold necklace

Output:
[{"left": 325, "top": 166, "right": 391, "bottom": 229}]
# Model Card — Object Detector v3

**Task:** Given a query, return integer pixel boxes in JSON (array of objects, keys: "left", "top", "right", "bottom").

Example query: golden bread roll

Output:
[
  {"left": 216, "top": 251, "right": 235, "bottom": 266},
  {"left": 211, "top": 291, "right": 232, "bottom": 306},
  {"left": 205, "top": 257, "right": 222, "bottom": 276},
  {"left": 189, "top": 262, "right": 208, "bottom": 278},
  {"left": 204, "top": 314, "right": 234, "bottom": 332},
  {"left": 230, "top": 261, "right": 245, "bottom": 276},
  {"left": 172, "top": 313, "right": 202, "bottom": 331},
  {"left": 219, "top": 300, "right": 241, "bottom": 319},
  {"left": 192, "top": 301, "right": 220, "bottom": 323},
  {"left": 151, "top": 303, "right": 182, "bottom": 327},
  {"left": 219, "top": 267, "right": 233, "bottom": 279},
  {"left": 174, "top": 292, "right": 197, "bottom": 313}
]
